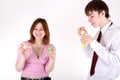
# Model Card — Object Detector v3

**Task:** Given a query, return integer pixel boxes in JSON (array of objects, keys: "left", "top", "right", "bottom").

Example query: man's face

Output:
[{"left": 87, "top": 11, "right": 103, "bottom": 28}]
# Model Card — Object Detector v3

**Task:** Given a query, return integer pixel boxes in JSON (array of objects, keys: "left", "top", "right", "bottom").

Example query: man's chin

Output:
[
  {"left": 92, "top": 24, "right": 98, "bottom": 28},
  {"left": 91, "top": 24, "right": 95, "bottom": 27}
]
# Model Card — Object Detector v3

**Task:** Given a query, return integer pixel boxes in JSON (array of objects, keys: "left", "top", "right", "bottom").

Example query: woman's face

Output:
[{"left": 33, "top": 22, "right": 45, "bottom": 40}]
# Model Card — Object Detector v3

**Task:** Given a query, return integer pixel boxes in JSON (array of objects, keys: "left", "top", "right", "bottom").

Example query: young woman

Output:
[{"left": 15, "top": 18, "right": 56, "bottom": 80}]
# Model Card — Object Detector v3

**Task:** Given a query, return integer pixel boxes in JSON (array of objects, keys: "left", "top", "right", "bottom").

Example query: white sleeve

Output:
[
  {"left": 84, "top": 44, "right": 94, "bottom": 58},
  {"left": 90, "top": 31, "right": 120, "bottom": 66}
]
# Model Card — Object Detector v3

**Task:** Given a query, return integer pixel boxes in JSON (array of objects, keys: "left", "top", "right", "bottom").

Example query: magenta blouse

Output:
[{"left": 16, "top": 41, "right": 55, "bottom": 78}]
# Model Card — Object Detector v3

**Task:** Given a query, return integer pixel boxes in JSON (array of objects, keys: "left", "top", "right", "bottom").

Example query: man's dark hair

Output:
[{"left": 85, "top": 0, "right": 110, "bottom": 18}]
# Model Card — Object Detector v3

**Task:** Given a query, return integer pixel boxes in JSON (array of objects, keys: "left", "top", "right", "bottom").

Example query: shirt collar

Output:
[{"left": 100, "top": 21, "right": 112, "bottom": 34}]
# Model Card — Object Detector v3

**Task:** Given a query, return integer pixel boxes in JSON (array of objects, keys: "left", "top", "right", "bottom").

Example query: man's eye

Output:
[{"left": 90, "top": 15, "right": 94, "bottom": 18}]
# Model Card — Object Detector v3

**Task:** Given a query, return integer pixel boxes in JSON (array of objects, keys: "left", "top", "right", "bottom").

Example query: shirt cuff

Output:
[{"left": 90, "top": 40, "right": 101, "bottom": 52}]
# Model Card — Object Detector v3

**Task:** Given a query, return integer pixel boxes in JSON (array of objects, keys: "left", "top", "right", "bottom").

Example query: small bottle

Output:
[
  {"left": 22, "top": 45, "right": 31, "bottom": 49},
  {"left": 81, "top": 31, "right": 86, "bottom": 47},
  {"left": 48, "top": 46, "right": 52, "bottom": 51}
]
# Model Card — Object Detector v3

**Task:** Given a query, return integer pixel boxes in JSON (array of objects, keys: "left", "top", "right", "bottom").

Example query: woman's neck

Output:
[{"left": 34, "top": 39, "right": 43, "bottom": 47}]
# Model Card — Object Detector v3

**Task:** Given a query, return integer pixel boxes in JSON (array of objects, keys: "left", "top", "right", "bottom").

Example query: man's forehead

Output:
[
  {"left": 87, "top": 11, "right": 98, "bottom": 16},
  {"left": 87, "top": 11, "right": 93, "bottom": 16}
]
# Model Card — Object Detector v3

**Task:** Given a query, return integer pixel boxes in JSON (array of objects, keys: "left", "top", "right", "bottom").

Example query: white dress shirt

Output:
[{"left": 84, "top": 21, "right": 120, "bottom": 80}]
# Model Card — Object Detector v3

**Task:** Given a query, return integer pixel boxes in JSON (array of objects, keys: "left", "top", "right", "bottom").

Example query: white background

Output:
[{"left": 0, "top": 0, "right": 120, "bottom": 80}]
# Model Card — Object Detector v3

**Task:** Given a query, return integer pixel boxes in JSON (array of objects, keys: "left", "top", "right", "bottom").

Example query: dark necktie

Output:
[
  {"left": 90, "top": 31, "right": 101, "bottom": 76},
  {"left": 90, "top": 22, "right": 113, "bottom": 76}
]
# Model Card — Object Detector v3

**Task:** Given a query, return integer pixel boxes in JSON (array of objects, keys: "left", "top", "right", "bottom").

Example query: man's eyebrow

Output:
[{"left": 87, "top": 13, "right": 92, "bottom": 16}]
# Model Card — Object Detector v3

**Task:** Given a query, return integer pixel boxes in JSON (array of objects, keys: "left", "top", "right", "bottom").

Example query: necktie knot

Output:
[{"left": 97, "top": 31, "right": 102, "bottom": 42}]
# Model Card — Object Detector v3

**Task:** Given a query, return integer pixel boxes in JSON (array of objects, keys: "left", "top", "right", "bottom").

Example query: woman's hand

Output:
[
  {"left": 18, "top": 44, "right": 31, "bottom": 59},
  {"left": 48, "top": 49, "right": 56, "bottom": 62}
]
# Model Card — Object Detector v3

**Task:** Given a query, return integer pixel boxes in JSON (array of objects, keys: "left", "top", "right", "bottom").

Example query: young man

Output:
[{"left": 78, "top": 0, "right": 120, "bottom": 80}]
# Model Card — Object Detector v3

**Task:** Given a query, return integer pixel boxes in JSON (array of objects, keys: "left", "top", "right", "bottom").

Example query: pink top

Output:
[{"left": 16, "top": 41, "right": 55, "bottom": 78}]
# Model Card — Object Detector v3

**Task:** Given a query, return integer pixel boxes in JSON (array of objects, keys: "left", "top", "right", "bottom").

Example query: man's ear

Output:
[{"left": 101, "top": 10, "right": 106, "bottom": 16}]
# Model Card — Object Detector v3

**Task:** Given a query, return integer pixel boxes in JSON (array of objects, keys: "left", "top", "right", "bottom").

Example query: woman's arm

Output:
[
  {"left": 15, "top": 44, "right": 27, "bottom": 72},
  {"left": 45, "top": 45, "right": 56, "bottom": 73}
]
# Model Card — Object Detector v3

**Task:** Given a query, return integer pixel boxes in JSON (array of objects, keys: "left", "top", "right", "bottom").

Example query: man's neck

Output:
[{"left": 100, "top": 18, "right": 110, "bottom": 29}]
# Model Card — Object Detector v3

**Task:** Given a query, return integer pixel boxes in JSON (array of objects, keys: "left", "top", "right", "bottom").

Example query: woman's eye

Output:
[
  {"left": 33, "top": 28, "right": 44, "bottom": 30},
  {"left": 40, "top": 29, "right": 44, "bottom": 30},
  {"left": 34, "top": 29, "right": 37, "bottom": 30}
]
